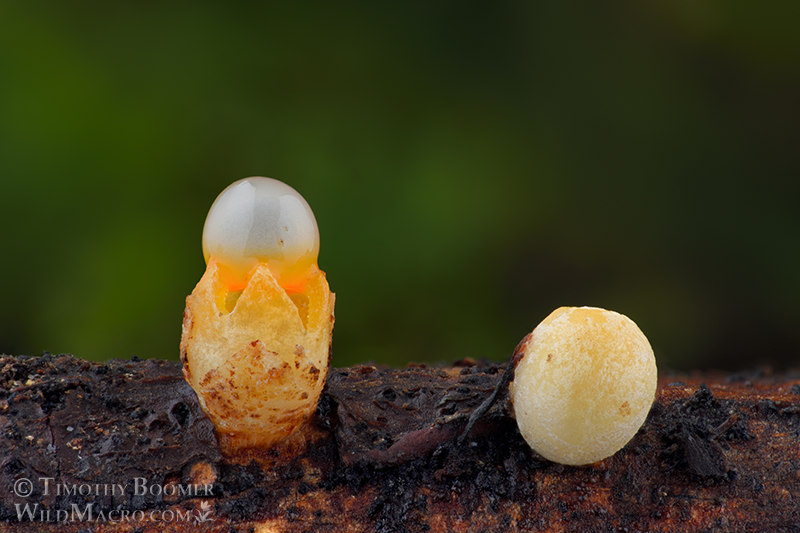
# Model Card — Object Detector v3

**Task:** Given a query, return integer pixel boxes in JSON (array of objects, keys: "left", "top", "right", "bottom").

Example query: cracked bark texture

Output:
[{"left": 1, "top": 353, "right": 799, "bottom": 532}]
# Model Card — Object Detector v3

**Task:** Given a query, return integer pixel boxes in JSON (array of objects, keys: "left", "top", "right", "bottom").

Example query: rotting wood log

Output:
[{"left": 0, "top": 353, "right": 799, "bottom": 532}]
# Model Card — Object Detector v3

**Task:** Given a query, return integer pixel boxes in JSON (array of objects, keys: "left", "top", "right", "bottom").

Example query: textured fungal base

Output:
[
  {"left": 181, "top": 261, "right": 334, "bottom": 454},
  {"left": 510, "top": 306, "right": 657, "bottom": 465}
]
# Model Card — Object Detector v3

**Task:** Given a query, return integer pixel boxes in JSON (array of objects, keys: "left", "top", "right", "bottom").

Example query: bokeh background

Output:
[{"left": 1, "top": 3, "right": 798, "bottom": 370}]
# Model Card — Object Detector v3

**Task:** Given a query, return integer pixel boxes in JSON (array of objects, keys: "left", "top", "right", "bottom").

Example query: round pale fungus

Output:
[{"left": 510, "top": 306, "right": 657, "bottom": 465}]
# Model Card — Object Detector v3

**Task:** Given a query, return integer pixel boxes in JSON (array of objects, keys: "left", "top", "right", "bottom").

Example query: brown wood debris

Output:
[{"left": 0, "top": 353, "right": 799, "bottom": 532}]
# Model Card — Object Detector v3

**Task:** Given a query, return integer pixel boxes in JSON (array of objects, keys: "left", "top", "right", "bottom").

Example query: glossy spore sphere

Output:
[{"left": 202, "top": 177, "right": 320, "bottom": 291}]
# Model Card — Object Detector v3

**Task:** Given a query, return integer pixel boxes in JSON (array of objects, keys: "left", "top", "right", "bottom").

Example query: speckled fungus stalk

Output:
[
  {"left": 181, "top": 177, "right": 334, "bottom": 454},
  {"left": 510, "top": 306, "right": 657, "bottom": 465}
]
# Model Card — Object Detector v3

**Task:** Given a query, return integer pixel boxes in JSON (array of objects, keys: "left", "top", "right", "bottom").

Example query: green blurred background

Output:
[{"left": 1, "top": 2, "right": 798, "bottom": 370}]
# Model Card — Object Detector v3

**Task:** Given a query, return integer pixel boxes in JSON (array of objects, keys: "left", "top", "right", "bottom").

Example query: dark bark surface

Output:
[{"left": 0, "top": 353, "right": 799, "bottom": 532}]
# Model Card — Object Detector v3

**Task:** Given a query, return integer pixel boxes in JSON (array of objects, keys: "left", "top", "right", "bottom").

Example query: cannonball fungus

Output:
[
  {"left": 510, "top": 306, "right": 657, "bottom": 465},
  {"left": 202, "top": 177, "right": 320, "bottom": 293},
  {"left": 181, "top": 177, "right": 334, "bottom": 453}
]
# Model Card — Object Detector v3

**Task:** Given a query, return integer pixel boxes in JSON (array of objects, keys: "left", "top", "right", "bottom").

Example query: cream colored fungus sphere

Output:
[{"left": 510, "top": 306, "right": 657, "bottom": 465}]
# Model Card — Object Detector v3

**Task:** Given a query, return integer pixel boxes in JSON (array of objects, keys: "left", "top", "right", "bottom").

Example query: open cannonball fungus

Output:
[
  {"left": 510, "top": 306, "right": 657, "bottom": 465},
  {"left": 181, "top": 177, "right": 334, "bottom": 454}
]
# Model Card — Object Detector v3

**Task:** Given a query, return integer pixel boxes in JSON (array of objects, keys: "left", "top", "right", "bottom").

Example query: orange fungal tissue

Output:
[{"left": 181, "top": 177, "right": 334, "bottom": 453}]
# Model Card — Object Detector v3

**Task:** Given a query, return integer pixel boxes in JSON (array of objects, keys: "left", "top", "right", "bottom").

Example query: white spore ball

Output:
[
  {"left": 202, "top": 177, "right": 319, "bottom": 290},
  {"left": 510, "top": 306, "right": 657, "bottom": 465}
]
